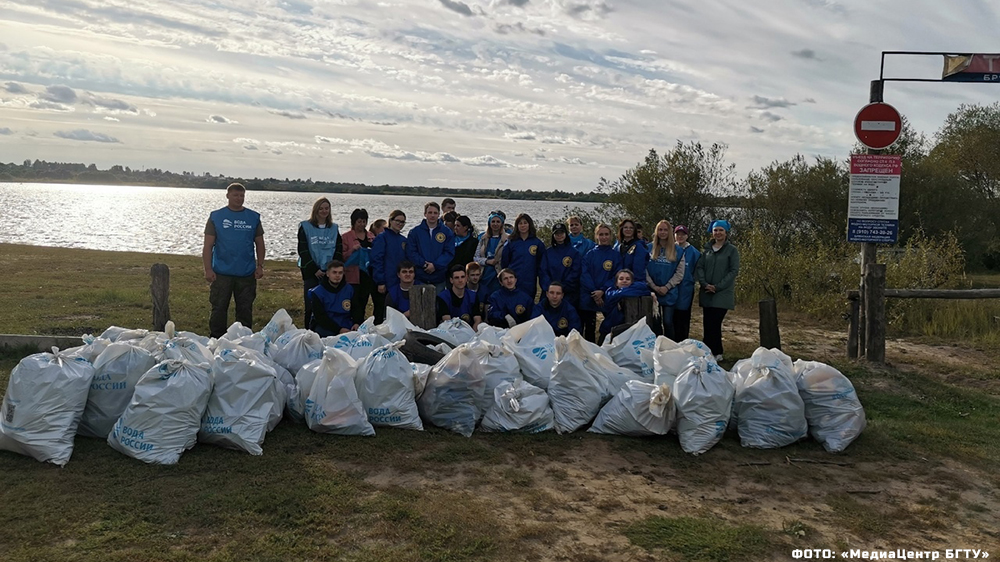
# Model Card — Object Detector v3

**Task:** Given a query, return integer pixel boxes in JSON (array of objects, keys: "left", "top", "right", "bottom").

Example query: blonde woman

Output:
[{"left": 645, "top": 220, "right": 686, "bottom": 340}]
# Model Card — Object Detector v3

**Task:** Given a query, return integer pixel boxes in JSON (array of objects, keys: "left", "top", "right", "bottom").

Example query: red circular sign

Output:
[{"left": 854, "top": 103, "right": 902, "bottom": 150}]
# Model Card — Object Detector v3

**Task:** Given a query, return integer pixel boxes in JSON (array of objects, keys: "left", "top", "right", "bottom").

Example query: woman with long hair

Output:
[
  {"left": 297, "top": 198, "right": 342, "bottom": 329},
  {"left": 474, "top": 210, "right": 507, "bottom": 294},
  {"left": 449, "top": 215, "right": 478, "bottom": 271},
  {"left": 371, "top": 209, "right": 408, "bottom": 323},
  {"left": 500, "top": 213, "right": 545, "bottom": 299},
  {"left": 646, "top": 219, "right": 686, "bottom": 340},
  {"left": 615, "top": 218, "right": 649, "bottom": 282},
  {"left": 342, "top": 208, "right": 379, "bottom": 325}
]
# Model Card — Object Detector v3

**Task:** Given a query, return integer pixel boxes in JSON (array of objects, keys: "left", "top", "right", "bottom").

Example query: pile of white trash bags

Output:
[{"left": 0, "top": 310, "right": 866, "bottom": 466}]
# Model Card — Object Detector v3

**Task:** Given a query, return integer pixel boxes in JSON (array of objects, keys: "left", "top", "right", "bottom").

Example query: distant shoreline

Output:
[{"left": 0, "top": 160, "right": 608, "bottom": 203}]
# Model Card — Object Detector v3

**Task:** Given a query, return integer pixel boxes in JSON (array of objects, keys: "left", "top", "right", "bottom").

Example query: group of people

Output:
[{"left": 203, "top": 184, "right": 740, "bottom": 361}]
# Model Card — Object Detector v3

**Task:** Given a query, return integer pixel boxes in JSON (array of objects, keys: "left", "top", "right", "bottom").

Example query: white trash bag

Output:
[
  {"left": 221, "top": 322, "right": 253, "bottom": 341},
  {"left": 411, "top": 363, "right": 432, "bottom": 399},
  {"left": 108, "top": 359, "right": 213, "bottom": 465},
  {"left": 78, "top": 343, "right": 158, "bottom": 439},
  {"left": 0, "top": 348, "right": 94, "bottom": 466},
  {"left": 794, "top": 360, "right": 867, "bottom": 453},
  {"left": 417, "top": 342, "right": 489, "bottom": 437},
  {"left": 356, "top": 342, "right": 423, "bottom": 430},
  {"left": 601, "top": 319, "right": 657, "bottom": 379},
  {"left": 64, "top": 336, "right": 112, "bottom": 364},
  {"left": 579, "top": 337, "right": 641, "bottom": 402},
  {"left": 502, "top": 316, "right": 557, "bottom": 389},
  {"left": 673, "top": 356, "right": 734, "bottom": 455},
  {"left": 272, "top": 330, "right": 324, "bottom": 376},
  {"left": 428, "top": 318, "right": 477, "bottom": 346},
  {"left": 474, "top": 324, "right": 507, "bottom": 346},
  {"left": 360, "top": 307, "right": 417, "bottom": 341},
  {"left": 198, "top": 347, "right": 287, "bottom": 455},
  {"left": 162, "top": 335, "right": 214, "bottom": 367},
  {"left": 100, "top": 326, "right": 149, "bottom": 343},
  {"left": 589, "top": 381, "right": 675, "bottom": 437},
  {"left": 323, "top": 331, "right": 360, "bottom": 351},
  {"left": 730, "top": 348, "right": 807, "bottom": 449},
  {"left": 346, "top": 333, "right": 392, "bottom": 361},
  {"left": 476, "top": 342, "right": 522, "bottom": 413},
  {"left": 480, "top": 380, "right": 554, "bottom": 433},
  {"left": 301, "top": 349, "right": 374, "bottom": 436},
  {"left": 548, "top": 332, "right": 605, "bottom": 434},
  {"left": 260, "top": 308, "right": 296, "bottom": 345}
]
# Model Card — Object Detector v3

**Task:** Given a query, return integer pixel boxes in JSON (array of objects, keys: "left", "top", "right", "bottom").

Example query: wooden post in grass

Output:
[
  {"left": 410, "top": 284, "right": 438, "bottom": 330},
  {"left": 847, "top": 296, "right": 860, "bottom": 359},
  {"left": 623, "top": 295, "right": 655, "bottom": 331},
  {"left": 863, "top": 263, "right": 886, "bottom": 363},
  {"left": 150, "top": 263, "right": 170, "bottom": 331},
  {"left": 758, "top": 298, "right": 781, "bottom": 349}
]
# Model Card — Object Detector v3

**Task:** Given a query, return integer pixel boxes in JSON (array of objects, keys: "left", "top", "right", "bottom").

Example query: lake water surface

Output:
[{"left": 0, "top": 183, "right": 598, "bottom": 261}]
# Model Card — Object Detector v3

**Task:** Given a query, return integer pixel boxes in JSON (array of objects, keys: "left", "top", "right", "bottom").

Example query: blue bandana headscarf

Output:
[{"left": 709, "top": 219, "right": 731, "bottom": 233}]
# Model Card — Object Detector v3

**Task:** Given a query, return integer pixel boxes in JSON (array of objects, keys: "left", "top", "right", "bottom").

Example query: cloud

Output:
[
  {"left": 4, "top": 81, "right": 27, "bottom": 94},
  {"left": 40, "top": 85, "right": 77, "bottom": 104},
  {"left": 750, "top": 126, "right": 765, "bottom": 134},
  {"left": 505, "top": 0, "right": 530, "bottom": 5},
  {"left": 802, "top": 0, "right": 847, "bottom": 15},
  {"left": 0, "top": 127, "right": 13, "bottom": 135},
  {"left": 463, "top": 155, "right": 512, "bottom": 167},
  {"left": 54, "top": 129, "right": 120, "bottom": 143},
  {"left": 493, "top": 22, "right": 545, "bottom": 35},
  {"left": 760, "top": 111, "right": 783, "bottom": 122},
  {"left": 370, "top": 120, "right": 398, "bottom": 126},
  {"left": 103, "top": 116, "right": 120, "bottom": 122},
  {"left": 207, "top": 114, "right": 237, "bottom": 124},
  {"left": 565, "top": 1, "right": 613, "bottom": 18},
  {"left": 87, "top": 95, "right": 138, "bottom": 113},
  {"left": 0, "top": 43, "right": 6, "bottom": 51},
  {"left": 29, "top": 100, "right": 73, "bottom": 111},
  {"left": 438, "top": 0, "right": 474, "bottom": 16},
  {"left": 791, "top": 48, "right": 820, "bottom": 60},
  {"left": 804, "top": 98, "right": 817, "bottom": 103},
  {"left": 749, "top": 95, "right": 796, "bottom": 109},
  {"left": 504, "top": 131, "right": 537, "bottom": 140},
  {"left": 268, "top": 109, "right": 306, "bottom": 119}
]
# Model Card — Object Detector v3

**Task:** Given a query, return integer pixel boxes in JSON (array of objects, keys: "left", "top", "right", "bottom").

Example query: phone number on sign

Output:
[{"left": 791, "top": 549, "right": 990, "bottom": 559}]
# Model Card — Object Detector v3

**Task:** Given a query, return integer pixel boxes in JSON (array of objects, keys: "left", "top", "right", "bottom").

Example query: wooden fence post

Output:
[
  {"left": 863, "top": 263, "right": 886, "bottom": 363},
  {"left": 758, "top": 298, "right": 781, "bottom": 349},
  {"left": 847, "top": 296, "right": 860, "bottom": 359},
  {"left": 623, "top": 296, "right": 655, "bottom": 331},
  {"left": 410, "top": 285, "right": 438, "bottom": 330},
  {"left": 150, "top": 263, "right": 170, "bottom": 331}
]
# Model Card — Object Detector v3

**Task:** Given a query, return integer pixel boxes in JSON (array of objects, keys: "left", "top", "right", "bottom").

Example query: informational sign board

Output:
[
  {"left": 942, "top": 54, "right": 1000, "bottom": 82},
  {"left": 847, "top": 154, "right": 901, "bottom": 243}
]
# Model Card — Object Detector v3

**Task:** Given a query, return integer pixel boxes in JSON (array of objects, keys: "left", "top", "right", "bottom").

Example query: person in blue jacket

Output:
[
  {"left": 309, "top": 260, "right": 357, "bottom": 337},
  {"left": 487, "top": 268, "right": 535, "bottom": 327},
  {"left": 531, "top": 282, "right": 581, "bottom": 337},
  {"left": 406, "top": 202, "right": 455, "bottom": 290},
  {"left": 615, "top": 218, "right": 649, "bottom": 283},
  {"left": 567, "top": 215, "right": 595, "bottom": 257},
  {"left": 371, "top": 209, "right": 407, "bottom": 323},
  {"left": 600, "top": 269, "right": 650, "bottom": 338},
  {"left": 672, "top": 224, "right": 701, "bottom": 341},
  {"left": 297, "top": 197, "right": 342, "bottom": 330},
  {"left": 202, "top": 183, "right": 265, "bottom": 338},
  {"left": 539, "top": 222, "right": 582, "bottom": 306},
  {"left": 385, "top": 260, "right": 416, "bottom": 317},
  {"left": 474, "top": 211, "right": 508, "bottom": 295},
  {"left": 501, "top": 213, "right": 545, "bottom": 299},
  {"left": 646, "top": 220, "right": 686, "bottom": 340},
  {"left": 436, "top": 264, "right": 482, "bottom": 328},
  {"left": 579, "top": 223, "right": 621, "bottom": 343}
]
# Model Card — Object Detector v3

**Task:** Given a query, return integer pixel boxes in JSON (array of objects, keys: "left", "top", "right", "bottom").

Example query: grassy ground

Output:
[{"left": 1, "top": 244, "right": 999, "bottom": 561}]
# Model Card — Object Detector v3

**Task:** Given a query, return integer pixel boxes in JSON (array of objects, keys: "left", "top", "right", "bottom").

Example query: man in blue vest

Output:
[{"left": 202, "top": 183, "right": 265, "bottom": 338}]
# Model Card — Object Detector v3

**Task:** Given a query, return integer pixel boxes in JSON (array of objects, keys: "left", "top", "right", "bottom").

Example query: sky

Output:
[{"left": 0, "top": 0, "right": 998, "bottom": 193}]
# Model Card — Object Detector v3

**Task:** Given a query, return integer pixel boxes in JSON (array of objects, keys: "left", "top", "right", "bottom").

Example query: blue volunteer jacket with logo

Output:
[
  {"left": 371, "top": 229, "right": 408, "bottom": 289},
  {"left": 406, "top": 220, "right": 455, "bottom": 285},
  {"left": 579, "top": 245, "right": 622, "bottom": 311},
  {"left": 309, "top": 278, "right": 354, "bottom": 337},
  {"left": 531, "top": 299, "right": 582, "bottom": 337},
  {"left": 501, "top": 235, "right": 545, "bottom": 297},
  {"left": 600, "top": 281, "right": 650, "bottom": 336},
  {"left": 539, "top": 240, "right": 582, "bottom": 297},
  {"left": 487, "top": 286, "right": 534, "bottom": 327},
  {"left": 436, "top": 288, "right": 480, "bottom": 325}
]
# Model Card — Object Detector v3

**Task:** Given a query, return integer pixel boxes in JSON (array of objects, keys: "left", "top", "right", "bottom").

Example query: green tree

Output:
[{"left": 598, "top": 142, "right": 734, "bottom": 236}]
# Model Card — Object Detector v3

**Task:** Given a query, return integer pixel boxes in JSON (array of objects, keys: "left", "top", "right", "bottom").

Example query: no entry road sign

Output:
[{"left": 854, "top": 102, "right": 902, "bottom": 150}]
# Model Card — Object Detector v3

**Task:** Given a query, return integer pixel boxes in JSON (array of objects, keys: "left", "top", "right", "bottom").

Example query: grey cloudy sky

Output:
[{"left": 0, "top": 0, "right": 997, "bottom": 191}]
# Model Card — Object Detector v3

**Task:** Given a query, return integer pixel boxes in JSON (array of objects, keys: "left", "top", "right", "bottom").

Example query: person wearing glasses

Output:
[{"left": 371, "top": 209, "right": 408, "bottom": 324}]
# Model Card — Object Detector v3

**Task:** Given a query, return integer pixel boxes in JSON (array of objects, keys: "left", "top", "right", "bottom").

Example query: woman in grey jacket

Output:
[{"left": 695, "top": 220, "right": 740, "bottom": 361}]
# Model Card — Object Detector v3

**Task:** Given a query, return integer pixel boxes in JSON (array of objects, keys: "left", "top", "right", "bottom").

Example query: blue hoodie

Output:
[
  {"left": 579, "top": 245, "right": 622, "bottom": 311},
  {"left": 371, "top": 228, "right": 407, "bottom": 288},
  {"left": 615, "top": 238, "right": 649, "bottom": 282},
  {"left": 570, "top": 233, "right": 596, "bottom": 257},
  {"left": 531, "top": 299, "right": 582, "bottom": 337},
  {"left": 600, "top": 281, "right": 650, "bottom": 335},
  {"left": 487, "top": 286, "right": 535, "bottom": 327},
  {"left": 676, "top": 243, "right": 701, "bottom": 311},
  {"left": 406, "top": 220, "right": 455, "bottom": 285},
  {"left": 539, "top": 239, "right": 582, "bottom": 297},
  {"left": 501, "top": 235, "right": 545, "bottom": 297}
]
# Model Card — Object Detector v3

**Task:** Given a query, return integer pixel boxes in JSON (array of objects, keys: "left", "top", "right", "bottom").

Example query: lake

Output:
[{"left": 0, "top": 183, "right": 599, "bottom": 261}]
